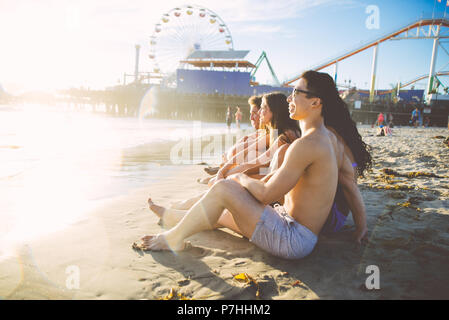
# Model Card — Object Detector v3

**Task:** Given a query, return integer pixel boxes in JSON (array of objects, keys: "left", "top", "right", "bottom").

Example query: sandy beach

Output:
[{"left": 1, "top": 126, "right": 448, "bottom": 300}]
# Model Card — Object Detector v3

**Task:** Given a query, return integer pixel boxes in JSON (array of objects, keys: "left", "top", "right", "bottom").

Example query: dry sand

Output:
[{"left": 1, "top": 126, "right": 448, "bottom": 300}]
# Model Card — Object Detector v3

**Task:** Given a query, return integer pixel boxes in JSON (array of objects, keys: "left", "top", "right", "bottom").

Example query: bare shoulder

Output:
[
  {"left": 289, "top": 130, "right": 329, "bottom": 157},
  {"left": 324, "top": 126, "right": 338, "bottom": 143}
]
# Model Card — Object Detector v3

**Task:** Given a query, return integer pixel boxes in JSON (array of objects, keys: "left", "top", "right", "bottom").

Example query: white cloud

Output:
[{"left": 206, "top": 0, "right": 358, "bottom": 23}]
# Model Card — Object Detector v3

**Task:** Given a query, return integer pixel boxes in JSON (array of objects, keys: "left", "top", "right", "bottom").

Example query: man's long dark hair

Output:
[
  {"left": 263, "top": 92, "right": 300, "bottom": 137},
  {"left": 301, "top": 70, "right": 372, "bottom": 176}
]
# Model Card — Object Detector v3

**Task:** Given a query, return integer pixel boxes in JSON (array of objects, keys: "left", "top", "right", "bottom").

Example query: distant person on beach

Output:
[
  {"left": 387, "top": 113, "right": 394, "bottom": 128},
  {"left": 226, "top": 106, "right": 232, "bottom": 130},
  {"left": 376, "top": 125, "right": 392, "bottom": 137},
  {"left": 411, "top": 107, "right": 420, "bottom": 127},
  {"left": 376, "top": 113, "right": 393, "bottom": 136},
  {"left": 375, "top": 112, "right": 384, "bottom": 127},
  {"left": 235, "top": 106, "right": 242, "bottom": 129},
  {"left": 137, "top": 71, "right": 371, "bottom": 258}
]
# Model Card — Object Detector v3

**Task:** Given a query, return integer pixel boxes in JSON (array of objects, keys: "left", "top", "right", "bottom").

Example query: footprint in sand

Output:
[
  {"left": 181, "top": 244, "right": 210, "bottom": 258},
  {"left": 415, "top": 155, "right": 436, "bottom": 163},
  {"left": 177, "top": 279, "right": 190, "bottom": 286},
  {"left": 233, "top": 260, "right": 247, "bottom": 266},
  {"left": 379, "top": 237, "right": 411, "bottom": 249}
]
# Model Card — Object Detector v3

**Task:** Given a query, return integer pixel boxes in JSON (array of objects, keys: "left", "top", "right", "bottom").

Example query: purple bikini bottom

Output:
[{"left": 321, "top": 202, "right": 348, "bottom": 234}]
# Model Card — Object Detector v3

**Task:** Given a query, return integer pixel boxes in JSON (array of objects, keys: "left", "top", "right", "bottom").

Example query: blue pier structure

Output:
[
  {"left": 144, "top": 50, "right": 292, "bottom": 121},
  {"left": 175, "top": 50, "right": 291, "bottom": 96}
]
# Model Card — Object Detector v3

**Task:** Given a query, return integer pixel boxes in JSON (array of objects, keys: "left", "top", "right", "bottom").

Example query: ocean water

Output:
[{"left": 0, "top": 103, "right": 250, "bottom": 255}]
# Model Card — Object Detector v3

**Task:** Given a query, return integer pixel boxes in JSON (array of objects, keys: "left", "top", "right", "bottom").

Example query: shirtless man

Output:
[{"left": 138, "top": 71, "right": 368, "bottom": 259}]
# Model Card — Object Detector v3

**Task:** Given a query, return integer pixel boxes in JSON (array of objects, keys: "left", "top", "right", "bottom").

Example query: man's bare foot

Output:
[
  {"left": 148, "top": 197, "right": 186, "bottom": 228},
  {"left": 148, "top": 198, "right": 165, "bottom": 219},
  {"left": 139, "top": 234, "right": 185, "bottom": 251}
]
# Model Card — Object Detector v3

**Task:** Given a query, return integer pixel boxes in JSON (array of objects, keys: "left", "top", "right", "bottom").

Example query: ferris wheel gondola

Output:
[{"left": 148, "top": 5, "right": 234, "bottom": 75}]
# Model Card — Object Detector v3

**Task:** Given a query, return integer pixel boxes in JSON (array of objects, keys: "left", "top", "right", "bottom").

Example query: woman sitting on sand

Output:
[
  {"left": 172, "top": 92, "right": 301, "bottom": 209},
  {"left": 212, "top": 92, "right": 300, "bottom": 183}
]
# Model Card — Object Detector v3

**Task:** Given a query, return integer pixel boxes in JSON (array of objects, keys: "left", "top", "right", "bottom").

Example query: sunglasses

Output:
[{"left": 292, "top": 88, "right": 317, "bottom": 97}]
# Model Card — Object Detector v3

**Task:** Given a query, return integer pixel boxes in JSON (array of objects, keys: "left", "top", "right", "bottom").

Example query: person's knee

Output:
[
  {"left": 210, "top": 179, "right": 242, "bottom": 202},
  {"left": 212, "top": 179, "right": 236, "bottom": 192}
]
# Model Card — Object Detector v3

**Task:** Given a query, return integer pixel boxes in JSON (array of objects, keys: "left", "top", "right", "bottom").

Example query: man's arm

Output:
[
  {"left": 222, "top": 134, "right": 286, "bottom": 178},
  {"left": 233, "top": 138, "right": 317, "bottom": 205},
  {"left": 231, "top": 130, "right": 262, "bottom": 155},
  {"left": 218, "top": 134, "right": 269, "bottom": 179}
]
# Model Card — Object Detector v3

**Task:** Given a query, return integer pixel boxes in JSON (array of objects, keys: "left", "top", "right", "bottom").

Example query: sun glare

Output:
[{"left": 0, "top": 106, "right": 124, "bottom": 258}]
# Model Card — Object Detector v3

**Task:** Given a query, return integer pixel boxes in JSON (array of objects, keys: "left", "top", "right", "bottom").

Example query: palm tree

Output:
[{"left": 389, "top": 83, "right": 398, "bottom": 103}]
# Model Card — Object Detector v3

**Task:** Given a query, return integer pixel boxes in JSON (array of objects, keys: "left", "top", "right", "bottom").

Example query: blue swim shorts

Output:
[{"left": 250, "top": 205, "right": 318, "bottom": 260}]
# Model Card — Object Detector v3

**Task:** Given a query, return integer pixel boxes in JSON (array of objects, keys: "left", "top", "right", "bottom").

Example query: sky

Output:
[{"left": 1, "top": 0, "right": 448, "bottom": 94}]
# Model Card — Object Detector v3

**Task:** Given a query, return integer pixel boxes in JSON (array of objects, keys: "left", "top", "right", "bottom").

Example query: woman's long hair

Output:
[
  {"left": 263, "top": 92, "right": 301, "bottom": 143},
  {"left": 300, "top": 71, "right": 372, "bottom": 176}
]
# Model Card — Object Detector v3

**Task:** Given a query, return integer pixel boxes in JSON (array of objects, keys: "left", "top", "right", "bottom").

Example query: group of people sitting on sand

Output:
[
  {"left": 135, "top": 70, "right": 372, "bottom": 260},
  {"left": 374, "top": 112, "right": 393, "bottom": 136}
]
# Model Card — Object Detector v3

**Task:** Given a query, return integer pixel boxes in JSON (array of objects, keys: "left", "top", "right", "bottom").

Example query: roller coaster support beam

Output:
[
  {"left": 426, "top": 26, "right": 440, "bottom": 102},
  {"left": 251, "top": 51, "right": 280, "bottom": 87},
  {"left": 369, "top": 44, "right": 379, "bottom": 103},
  {"left": 134, "top": 45, "right": 141, "bottom": 83},
  {"left": 334, "top": 62, "right": 338, "bottom": 83}
]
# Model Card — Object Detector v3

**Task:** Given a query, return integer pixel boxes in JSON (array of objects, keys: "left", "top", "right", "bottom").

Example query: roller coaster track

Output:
[
  {"left": 359, "top": 71, "right": 449, "bottom": 96},
  {"left": 282, "top": 18, "right": 449, "bottom": 86},
  {"left": 399, "top": 71, "right": 449, "bottom": 89}
]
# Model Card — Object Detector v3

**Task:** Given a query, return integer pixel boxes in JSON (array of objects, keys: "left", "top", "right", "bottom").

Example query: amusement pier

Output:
[{"left": 4, "top": 5, "right": 449, "bottom": 127}]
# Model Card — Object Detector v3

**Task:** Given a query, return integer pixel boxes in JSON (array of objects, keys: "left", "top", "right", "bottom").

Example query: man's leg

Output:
[
  {"left": 169, "top": 192, "right": 205, "bottom": 210},
  {"left": 141, "top": 179, "right": 265, "bottom": 251},
  {"left": 216, "top": 210, "right": 243, "bottom": 234},
  {"left": 151, "top": 200, "right": 243, "bottom": 235}
]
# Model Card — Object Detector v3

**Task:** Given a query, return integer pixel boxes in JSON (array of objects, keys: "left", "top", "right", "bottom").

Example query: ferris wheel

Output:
[{"left": 148, "top": 5, "right": 234, "bottom": 75}]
